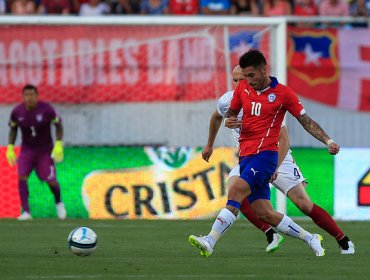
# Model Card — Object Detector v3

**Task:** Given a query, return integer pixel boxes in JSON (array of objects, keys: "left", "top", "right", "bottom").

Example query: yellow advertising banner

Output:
[{"left": 82, "top": 147, "right": 236, "bottom": 219}]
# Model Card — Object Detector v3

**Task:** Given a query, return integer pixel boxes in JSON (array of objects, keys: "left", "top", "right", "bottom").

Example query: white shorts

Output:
[
  {"left": 229, "top": 165, "right": 240, "bottom": 179},
  {"left": 271, "top": 152, "right": 306, "bottom": 195},
  {"left": 228, "top": 152, "right": 306, "bottom": 196}
]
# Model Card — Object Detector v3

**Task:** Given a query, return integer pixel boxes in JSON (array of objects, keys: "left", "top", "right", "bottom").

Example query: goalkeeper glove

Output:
[
  {"left": 6, "top": 144, "right": 17, "bottom": 166},
  {"left": 51, "top": 140, "right": 64, "bottom": 163}
]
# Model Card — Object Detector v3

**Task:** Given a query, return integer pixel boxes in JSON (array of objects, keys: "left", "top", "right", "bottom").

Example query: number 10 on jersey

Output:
[{"left": 251, "top": 102, "right": 261, "bottom": 116}]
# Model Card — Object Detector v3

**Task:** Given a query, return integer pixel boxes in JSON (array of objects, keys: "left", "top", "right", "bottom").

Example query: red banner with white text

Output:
[
  {"left": 3, "top": 25, "right": 369, "bottom": 111},
  {"left": 0, "top": 25, "right": 227, "bottom": 103},
  {"left": 288, "top": 27, "right": 370, "bottom": 112},
  {"left": 0, "top": 25, "right": 271, "bottom": 104}
]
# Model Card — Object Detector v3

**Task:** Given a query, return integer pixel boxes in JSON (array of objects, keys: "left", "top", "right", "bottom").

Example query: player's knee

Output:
[
  {"left": 19, "top": 176, "right": 28, "bottom": 181},
  {"left": 228, "top": 182, "right": 250, "bottom": 201},
  {"left": 227, "top": 176, "right": 238, "bottom": 192},
  {"left": 47, "top": 181, "right": 58, "bottom": 187},
  {"left": 296, "top": 198, "right": 312, "bottom": 215},
  {"left": 228, "top": 187, "right": 244, "bottom": 201}
]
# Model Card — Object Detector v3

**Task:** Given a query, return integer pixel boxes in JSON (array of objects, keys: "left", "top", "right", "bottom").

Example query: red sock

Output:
[
  {"left": 309, "top": 204, "right": 345, "bottom": 241},
  {"left": 240, "top": 199, "right": 271, "bottom": 233}
]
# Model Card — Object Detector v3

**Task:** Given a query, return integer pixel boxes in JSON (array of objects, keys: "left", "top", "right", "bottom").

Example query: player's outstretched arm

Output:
[
  {"left": 296, "top": 113, "right": 340, "bottom": 155},
  {"left": 6, "top": 126, "right": 18, "bottom": 166},
  {"left": 202, "top": 110, "right": 223, "bottom": 162}
]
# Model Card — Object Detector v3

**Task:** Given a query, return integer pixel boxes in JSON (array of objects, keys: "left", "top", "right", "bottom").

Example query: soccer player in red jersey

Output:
[
  {"left": 202, "top": 65, "right": 354, "bottom": 255},
  {"left": 6, "top": 84, "right": 67, "bottom": 221},
  {"left": 201, "top": 66, "right": 284, "bottom": 253},
  {"left": 189, "top": 49, "right": 339, "bottom": 257}
]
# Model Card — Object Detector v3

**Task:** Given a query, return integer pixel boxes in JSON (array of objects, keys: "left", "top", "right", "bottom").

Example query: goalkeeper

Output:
[{"left": 6, "top": 84, "right": 66, "bottom": 221}]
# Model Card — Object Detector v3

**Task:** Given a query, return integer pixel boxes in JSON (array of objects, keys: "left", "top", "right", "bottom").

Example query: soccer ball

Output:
[{"left": 67, "top": 227, "right": 98, "bottom": 256}]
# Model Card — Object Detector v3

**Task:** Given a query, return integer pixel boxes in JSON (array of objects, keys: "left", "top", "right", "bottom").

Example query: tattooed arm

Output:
[
  {"left": 296, "top": 113, "right": 330, "bottom": 143},
  {"left": 296, "top": 113, "right": 340, "bottom": 155}
]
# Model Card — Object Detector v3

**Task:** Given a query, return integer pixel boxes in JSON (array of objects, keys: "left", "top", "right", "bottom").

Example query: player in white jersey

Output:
[{"left": 202, "top": 66, "right": 354, "bottom": 255}]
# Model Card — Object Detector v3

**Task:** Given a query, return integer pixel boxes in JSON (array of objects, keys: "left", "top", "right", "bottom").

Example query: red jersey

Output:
[{"left": 230, "top": 77, "right": 305, "bottom": 156}]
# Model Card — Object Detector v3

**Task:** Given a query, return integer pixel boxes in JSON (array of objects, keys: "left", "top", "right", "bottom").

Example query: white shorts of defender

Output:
[{"left": 228, "top": 152, "right": 306, "bottom": 196}]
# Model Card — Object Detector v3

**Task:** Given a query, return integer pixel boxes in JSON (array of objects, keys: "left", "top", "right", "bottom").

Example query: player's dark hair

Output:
[
  {"left": 239, "top": 49, "right": 267, "bottom": 69},
  {"left": 22, "top": 84, "right": 38, "bottom": 94}
]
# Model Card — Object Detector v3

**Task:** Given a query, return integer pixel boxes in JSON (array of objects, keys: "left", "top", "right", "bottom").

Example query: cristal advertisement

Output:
[{"left": 0, "top": 147, "right": 337, "bottom": 219}]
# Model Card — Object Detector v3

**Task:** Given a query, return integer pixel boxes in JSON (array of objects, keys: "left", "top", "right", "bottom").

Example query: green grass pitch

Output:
[{"left": 0, "top": 219, "right": 369, "bottom": 280}]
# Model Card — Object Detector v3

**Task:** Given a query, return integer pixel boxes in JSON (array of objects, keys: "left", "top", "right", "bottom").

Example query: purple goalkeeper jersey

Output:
[{"left": 9, "top": 101, "right": 61, "bottom": 152}]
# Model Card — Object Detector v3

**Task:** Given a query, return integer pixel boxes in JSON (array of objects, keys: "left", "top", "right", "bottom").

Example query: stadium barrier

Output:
[
  {"left": 0, "top": 146, "right": 343, "bottom": 219},
  {"left": 0, "top": 16, "right": 369, "bottom": 220},
  {"left": 1, "top": 17, "right": 369, "bottom": 149}
]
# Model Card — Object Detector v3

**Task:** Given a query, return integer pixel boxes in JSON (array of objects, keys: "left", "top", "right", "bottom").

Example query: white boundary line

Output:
[{"left": 26, "top": 274, "right": 257, "bottom": 279}]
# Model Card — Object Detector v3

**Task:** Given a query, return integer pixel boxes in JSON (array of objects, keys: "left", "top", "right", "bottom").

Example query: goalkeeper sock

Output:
[
  {"left": 18, "top": 180, "right": 30, "bottom": 213},
  {"left": 48, "top": 182, "right": 61, "bottom": 204}
]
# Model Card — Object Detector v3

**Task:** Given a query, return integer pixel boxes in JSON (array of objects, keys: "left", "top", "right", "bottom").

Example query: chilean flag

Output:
[
  {"left": 228, "top": 29, "right": 269, "bottom": 71},
  {"left": 288, "top": 28, "right": 339, "bottom": 107},
  {"left": 288, "top": 27, "right": 370, "bottom": 112}
]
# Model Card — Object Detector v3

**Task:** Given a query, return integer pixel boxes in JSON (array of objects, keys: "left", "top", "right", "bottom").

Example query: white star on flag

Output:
[
  {"left": 232, "top": 41, "right": 253, "bottom": 57},
  {"left": 304, "top": 43, "right": 322, "bottom": 66}
]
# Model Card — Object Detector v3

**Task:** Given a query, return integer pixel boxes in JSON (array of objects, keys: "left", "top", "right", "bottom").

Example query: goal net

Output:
[
  {"left": 0, "top": 17, "right": 284, "bottom": 103},
  {"left": 0, "top": 16, "right": 287, "bottom": 218},
  {"left": 0, "top": 16, "right": 286, "bottom": 147}
]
